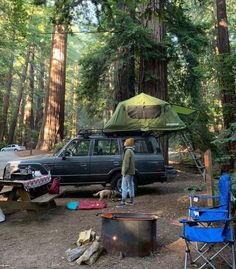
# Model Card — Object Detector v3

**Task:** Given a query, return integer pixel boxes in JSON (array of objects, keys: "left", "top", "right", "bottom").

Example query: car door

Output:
[
  {"left": 134, "top": 137, "right": 164, "bottom": 181},
  {"left": 90, "top": 138, "right": 121, "bottom": 182},
  {"left": 59, "top": 139, "right": 91, "bottom": 183}
]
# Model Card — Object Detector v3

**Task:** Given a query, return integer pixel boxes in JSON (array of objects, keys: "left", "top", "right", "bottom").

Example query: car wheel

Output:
[
  {"left": 14, "top": 149, "right": 17, "bottom": 151},
  {"left": 111, "top": 173, "right": 138, "bottom": 195},
  {"left": 111, "top": 173, "right": 122, "bottom": 194}
]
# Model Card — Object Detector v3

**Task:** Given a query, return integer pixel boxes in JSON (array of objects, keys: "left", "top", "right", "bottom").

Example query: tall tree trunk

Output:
[
  {"left": 140, "top": 0, "right": 168, "bottom": 164},
  {"left": 8, "top": 48, "right": 31, "bottom": 144},
  {"left": 37, "top": 24, "right": 67, "bottom": 150},
  {"left": 216, "top": 0, "right": 236, "bottom": 128},
  {"left": 216, "top": 0, "right": 236, "bottom": 169},
  {"left": 114, "top": 54, "right": 135, "bottom": 103},
  {"left": 35, "top": 61, "right": 45, "bottom": 131},
  {"left": 0, "top": 53, "right": 14, "bottom": 142},
  {"left": 114, "top": 2, "right": 135, "bottom": 104},
  {"left": 24, "top": 44, "right": 35, "bottom": 130}
]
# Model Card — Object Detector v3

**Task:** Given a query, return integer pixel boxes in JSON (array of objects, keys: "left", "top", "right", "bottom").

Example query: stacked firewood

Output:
[{"left": 65, "top": 229, "right": 104, "bottom": 266}]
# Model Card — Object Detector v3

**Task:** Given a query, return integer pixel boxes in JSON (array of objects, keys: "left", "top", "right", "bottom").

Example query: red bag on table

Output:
[{"left": 49, "top": 177, "right": 60, "bottom": 194}]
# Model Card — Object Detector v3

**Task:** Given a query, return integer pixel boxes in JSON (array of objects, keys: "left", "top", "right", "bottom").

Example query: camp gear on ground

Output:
[{"left": 49, "top": 177, "right": 60, "bottom": 194}]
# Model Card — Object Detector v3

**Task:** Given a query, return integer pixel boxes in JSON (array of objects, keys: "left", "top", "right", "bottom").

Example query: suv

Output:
[{"left": 3, "top": 131, "right": 166, "bottom": 192}]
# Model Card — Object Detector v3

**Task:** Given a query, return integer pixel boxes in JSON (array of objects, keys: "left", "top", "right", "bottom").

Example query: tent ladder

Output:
[{"left": 180, "top": 132, "right": 205, "bottom": 179}]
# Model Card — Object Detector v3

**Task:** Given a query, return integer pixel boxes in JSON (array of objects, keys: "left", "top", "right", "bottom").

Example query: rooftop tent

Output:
[{"left": 103, "top": 93, "right": 186, "bottom": 133}]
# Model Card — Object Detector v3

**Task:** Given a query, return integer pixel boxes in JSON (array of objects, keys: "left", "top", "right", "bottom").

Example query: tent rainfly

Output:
[{"left": 104, "top": 93, "right": 186, "bottom": 133}]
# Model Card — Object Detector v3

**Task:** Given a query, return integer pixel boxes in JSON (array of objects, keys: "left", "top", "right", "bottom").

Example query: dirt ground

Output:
[{"left": 0, "top": 161, "right": 205, "bottom": 269}]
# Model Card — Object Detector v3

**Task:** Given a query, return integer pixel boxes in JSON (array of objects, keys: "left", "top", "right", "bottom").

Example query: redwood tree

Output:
[
  {"left": 216, "top": 0, "right": 236, "bottom": 128},
  {"left": 216, "top": 0, "right": 236, "bottom": 169},
  {"left": 8, "top": 47, "right": 31, "bottom": 144},
  {"left": 37, "top": 24, "right": 68, "bottom": 150},
  {"left": 140, "top": 0, "right": 168, "bottom": 163}
]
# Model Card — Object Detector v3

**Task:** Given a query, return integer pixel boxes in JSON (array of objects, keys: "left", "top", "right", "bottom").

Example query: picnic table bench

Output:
[{"left": 0, "top": 176, "right": 65, "bottom": 211}]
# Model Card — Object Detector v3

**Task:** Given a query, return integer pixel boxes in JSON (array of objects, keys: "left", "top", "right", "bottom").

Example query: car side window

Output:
[
  {"left": 66, "top": 140, "right": 90, "bottom": 156},
  {"left": 135, "top": 139, "right": 154, "bottom": 154},
  {"left": 110, "top": 139, "right": 119, "bottom": 155},
  {"left": 93, "top": 139, "right": 118, "bottom": 156}
]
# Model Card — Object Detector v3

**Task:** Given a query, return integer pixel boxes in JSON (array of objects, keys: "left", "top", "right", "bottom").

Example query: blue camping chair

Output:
[
  {"left": 189, "top": 173, "right": 232, "bottom": 222},
  {"left": 180, "top": 173, "right": 236, "bottom": 268},
  {"left": 180, "top": 218, "right": 236, "bottom": 269}
]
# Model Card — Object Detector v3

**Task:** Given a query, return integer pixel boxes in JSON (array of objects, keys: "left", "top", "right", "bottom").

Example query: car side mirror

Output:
[
  {"left": 61, "top": 151, "right": 67, "bottom": 160},
  {"left": 63, "top": 149, "right": 72, "bottom": 159}
]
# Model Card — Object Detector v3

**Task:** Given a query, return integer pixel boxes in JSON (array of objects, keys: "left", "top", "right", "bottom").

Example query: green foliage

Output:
[
  {"left": 0, "top": 0, "right": 235, "bottom": 153},
  {"left": 51, "top": 140, "right": 67, "bottom": 154},
  {"left": 186, "top": 182, "right": 206, "bottom": 195},
  {"left": 232, "top": 172, "right": 236, "bottom": 196},
  {"left": 0, "top": 141, "right": 7, "bottom": 150},
  {"left": 212, "top": 122, "right": 236, "bottom": 165},
  {"left": 78, "top": 1, "right": 209, "bottom": 119}
]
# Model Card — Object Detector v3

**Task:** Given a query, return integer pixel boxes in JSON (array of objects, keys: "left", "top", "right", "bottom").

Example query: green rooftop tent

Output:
[
  {"left": 104, "top": 93, "right": 187, "bottom": 133},
  {"left": 103, "top": 93, "right": 204, "bottom": 178}
]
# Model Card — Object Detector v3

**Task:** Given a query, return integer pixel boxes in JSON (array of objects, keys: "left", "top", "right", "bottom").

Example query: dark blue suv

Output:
[{"left": 4, "top": 132, "right": 166, "bottom": 192}]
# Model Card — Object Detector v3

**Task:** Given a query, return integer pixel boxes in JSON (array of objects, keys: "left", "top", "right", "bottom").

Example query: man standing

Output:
[{"left": 117, "top": 138, "right": 135, "bottom": 207}]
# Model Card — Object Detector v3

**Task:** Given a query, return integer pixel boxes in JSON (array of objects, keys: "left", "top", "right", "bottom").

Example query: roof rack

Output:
[
  {"left": 77, "top": 129, "right": 105, "bottom": 138},
  {"left": 77, "top": 129, "right": 155, "bottom": 138}
]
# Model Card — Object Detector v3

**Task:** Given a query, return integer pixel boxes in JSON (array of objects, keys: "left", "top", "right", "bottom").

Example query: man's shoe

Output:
[
  {"left": 125, "top": 200, "right": 134, "bottom": 205},
  {"left": 116, "top": 201, "right": 125, "bottom": 208}
]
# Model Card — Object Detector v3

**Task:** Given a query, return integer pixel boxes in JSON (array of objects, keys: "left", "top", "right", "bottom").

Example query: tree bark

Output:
[
  {"left": 114, "top": 2, "right": 136, "bottom": 104},
  {"left": 24, "top": 44, "right": 35, "bottom": 130},
  {"left": 37, "top": 24, "right": 68, "bottom": 150},
  {"left": 140, "top": 0, "right": 168, "bottom": 164},
  {"left": 216, "top": 0, "right": 236, "bottom": 128},
  {"left": 0, "top": 53, "right": 14, "bottom": 142},
  {"left": 35, "top": 61, "right": 46, "bottom": 131},
  {"left": 139, "top": 1, "right": 167, "bottom": 100},
  {"left": 216, "top": 0, "right": 236, "bottom": 170},
  {"left": 7, "top": 47, "right": 31, "bottom": 144}
]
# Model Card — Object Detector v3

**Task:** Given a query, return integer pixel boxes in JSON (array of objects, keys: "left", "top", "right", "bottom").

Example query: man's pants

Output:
[{"left": 121, "top": 175, "right": 134, "bottom": 200}]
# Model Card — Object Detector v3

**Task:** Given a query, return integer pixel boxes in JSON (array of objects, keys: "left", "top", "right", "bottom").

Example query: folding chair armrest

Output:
[
  {"left": 189, "top": 195, "right": 221, "bottom": 207},
  {"left": 179, "top": 219, "right": 198, "bottom": 225},
  {"left": 189, "top": 207, "right": 228, "bottom": 213},
  {"left": 193, "top": 217, "right": 232, "bottom": 223}
]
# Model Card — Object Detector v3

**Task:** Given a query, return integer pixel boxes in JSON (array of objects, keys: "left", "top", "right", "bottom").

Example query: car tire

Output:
[{"left": 111, "top": 173, "right": 138, "bottom": 195}]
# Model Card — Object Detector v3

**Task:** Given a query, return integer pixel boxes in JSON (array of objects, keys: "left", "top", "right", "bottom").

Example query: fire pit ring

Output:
[{"left": 101, "top": 212, "right": 158, "bottom": 257}]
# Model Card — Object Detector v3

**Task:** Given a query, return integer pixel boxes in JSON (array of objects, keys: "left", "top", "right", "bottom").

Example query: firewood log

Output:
[
  {"left": 84, "top": 245, "right": 104, "bottom": 265},
  {"left": 65, "top": 243, "right": 91, "bottom": 262},
  {"left": 76, "top": 241, "right": 100, "bottom": 265},
  {"left": 77, "top": 229, "right": 94, "bottom": 245}
]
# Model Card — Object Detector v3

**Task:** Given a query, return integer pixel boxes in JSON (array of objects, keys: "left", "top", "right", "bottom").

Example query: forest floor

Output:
[{"left": 0, "top": 153, "right": 228, "bottom": 269}]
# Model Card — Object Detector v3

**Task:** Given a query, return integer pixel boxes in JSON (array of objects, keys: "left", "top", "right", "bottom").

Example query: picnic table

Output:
[{"left": 0, "top": 175, "right": 64, "bottom": 211}]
